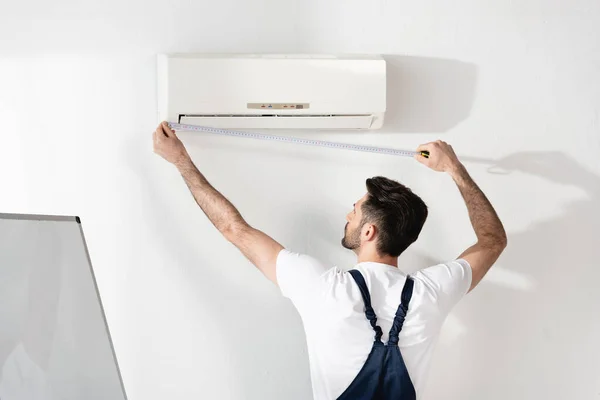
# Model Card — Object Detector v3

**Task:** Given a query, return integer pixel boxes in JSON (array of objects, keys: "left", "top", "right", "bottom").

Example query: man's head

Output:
[{"left": 341, "top": 176, "right": 428, "bottom": 258}]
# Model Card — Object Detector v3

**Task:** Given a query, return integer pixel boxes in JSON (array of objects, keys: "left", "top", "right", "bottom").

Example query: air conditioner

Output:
[{"left": 157, "top": 54, "right": 386, "bottom": 130}]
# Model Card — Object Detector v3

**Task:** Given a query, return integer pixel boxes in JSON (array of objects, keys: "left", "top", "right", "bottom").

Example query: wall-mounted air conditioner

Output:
[{"left": 157, "top": 54, "right": 386, "bottom": 130}]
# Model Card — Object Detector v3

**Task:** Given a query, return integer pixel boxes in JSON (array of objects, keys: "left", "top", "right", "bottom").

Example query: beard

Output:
[{"left": 341, "top": 222, "right": 361, "bottom": 250}]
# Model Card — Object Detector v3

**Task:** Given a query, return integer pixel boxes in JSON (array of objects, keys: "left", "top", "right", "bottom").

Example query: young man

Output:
[{"left": 153, "top": 121, "right": 507, "bottom": 399}]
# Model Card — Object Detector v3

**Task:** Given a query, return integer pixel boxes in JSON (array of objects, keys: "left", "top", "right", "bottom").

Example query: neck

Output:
[{"left": 356, "top": 249, "right": 398, "bottom": 268}]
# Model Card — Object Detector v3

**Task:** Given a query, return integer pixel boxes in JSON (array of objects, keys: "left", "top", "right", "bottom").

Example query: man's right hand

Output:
[{"left": 414, "top": 140, "right": 462, "bottom": 174}]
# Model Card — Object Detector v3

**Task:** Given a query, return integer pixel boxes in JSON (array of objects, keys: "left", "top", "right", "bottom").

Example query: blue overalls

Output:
[{"left": 336, "top": 269, "right": 416, "bottom": 400}]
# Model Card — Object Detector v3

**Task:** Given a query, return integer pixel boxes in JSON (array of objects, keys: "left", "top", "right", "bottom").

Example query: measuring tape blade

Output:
[{"left": 167, "top": 122, "right": 429, "bottom": 159}]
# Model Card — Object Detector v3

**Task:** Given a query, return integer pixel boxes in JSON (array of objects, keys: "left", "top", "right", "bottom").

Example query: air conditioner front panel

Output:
[{"left": 158, "top": 54, "right": 386, "bottom": 130}]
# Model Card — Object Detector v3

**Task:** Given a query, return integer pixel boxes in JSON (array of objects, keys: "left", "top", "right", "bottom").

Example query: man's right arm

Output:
[
  {"left": 450, "top": 162, "right": 507, "bottom": 292},
  {"left": 415, "top": 141, "right": 507, "bottom": 293}
]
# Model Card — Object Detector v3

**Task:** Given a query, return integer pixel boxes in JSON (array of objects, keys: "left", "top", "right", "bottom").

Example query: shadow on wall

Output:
[
  {"left": 380, "top": 55, "right": 478, "bottom": 133},
  {"left": 427, "top": 152, "right": 600, "bottom": 399}
]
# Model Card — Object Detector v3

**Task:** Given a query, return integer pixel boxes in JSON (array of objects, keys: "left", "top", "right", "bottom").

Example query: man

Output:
[{"left": 153, "top": 121, "right": 507, "bottom": 399}]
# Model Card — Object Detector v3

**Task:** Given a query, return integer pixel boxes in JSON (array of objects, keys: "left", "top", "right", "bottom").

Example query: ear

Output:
[{"left": 362, "top": 223, "right": 377, "bottom": 241}]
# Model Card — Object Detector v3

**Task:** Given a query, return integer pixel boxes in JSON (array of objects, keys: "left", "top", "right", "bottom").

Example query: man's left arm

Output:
[{"left": 153, "top": 121, "right": 284, "bottom": 285}]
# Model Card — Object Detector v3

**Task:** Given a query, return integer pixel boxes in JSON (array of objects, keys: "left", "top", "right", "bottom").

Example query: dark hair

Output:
[{"left": 360, "top": 176, "right": 428, "bottom": 257}]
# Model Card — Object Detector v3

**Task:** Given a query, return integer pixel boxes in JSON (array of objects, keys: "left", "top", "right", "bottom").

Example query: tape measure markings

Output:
[{"left": 167, "top": 122, "right": 429, "bottom": 158}]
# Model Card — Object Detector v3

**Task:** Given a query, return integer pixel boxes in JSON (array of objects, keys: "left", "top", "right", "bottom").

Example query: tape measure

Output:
[{"left": 167, "top": 122, "right": 430, "bottom": 159}]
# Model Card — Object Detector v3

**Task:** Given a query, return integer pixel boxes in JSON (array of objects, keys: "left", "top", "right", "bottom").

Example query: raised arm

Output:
[
  {"left": 415, "top": 141, "right": 507, "bottom": 293},
  {"left": 152, "top": 122, "right": 283, "bottom": 285}
]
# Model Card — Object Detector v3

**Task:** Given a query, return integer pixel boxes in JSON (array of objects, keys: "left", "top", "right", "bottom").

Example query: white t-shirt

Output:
[{"left": 276, "top": 249, "right": 472, "bottom": 400}]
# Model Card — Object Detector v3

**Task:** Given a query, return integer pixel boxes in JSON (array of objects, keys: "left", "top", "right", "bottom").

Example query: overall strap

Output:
[
  {"left": 388, "top": 276, "right": 414, "bottom": 346},
  {"left": 348, "top": 270, "right": 384, "bottom": 343}
]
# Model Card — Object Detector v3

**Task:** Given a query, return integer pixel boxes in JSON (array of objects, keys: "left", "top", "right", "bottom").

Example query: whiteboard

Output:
[{"left": 0, "top": 214, "right": 127, "bottom": 400}]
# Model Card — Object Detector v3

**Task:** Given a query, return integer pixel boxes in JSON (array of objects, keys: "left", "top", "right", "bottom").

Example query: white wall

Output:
[{"left": 1, "top": 1, "right": 599, "bottom": 399}]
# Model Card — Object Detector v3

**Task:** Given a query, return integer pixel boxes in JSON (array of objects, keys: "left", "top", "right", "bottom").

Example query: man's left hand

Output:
[{"left": 153, "top": 121, "right": 190, "bottom": 167}]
